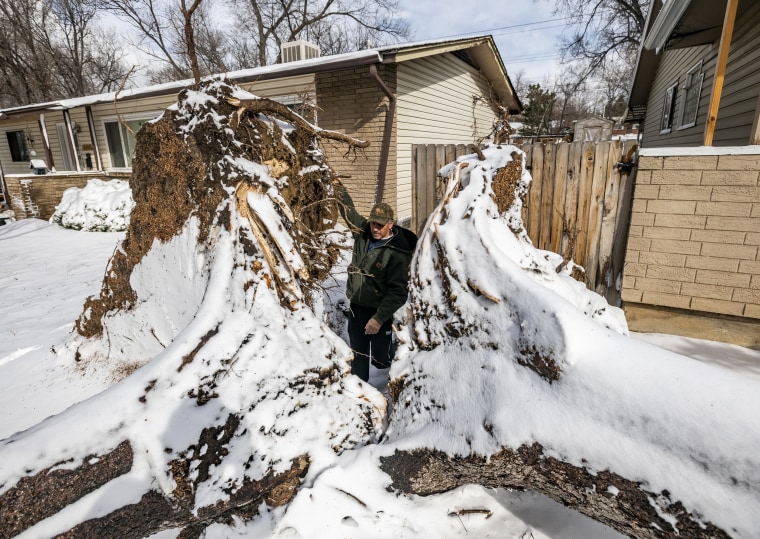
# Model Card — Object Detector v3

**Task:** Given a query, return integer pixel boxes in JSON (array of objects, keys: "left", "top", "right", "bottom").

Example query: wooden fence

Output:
[{"left": 411, "top": 140, "right": 638, "bottom": 303}]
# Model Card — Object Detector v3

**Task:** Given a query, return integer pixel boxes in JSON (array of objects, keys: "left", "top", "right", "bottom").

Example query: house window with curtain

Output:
[
  {"left": 6, "top": 130, "right": 29, "bottom": 161},
  {"left": 678, "top": 63, "right": 703, "bottom": 129},
  {"left": 103, "top": 116, "right": 156, "bottom": 168},
  {"left": 660, "top": 83, "right": 678, "bottom": 134}
]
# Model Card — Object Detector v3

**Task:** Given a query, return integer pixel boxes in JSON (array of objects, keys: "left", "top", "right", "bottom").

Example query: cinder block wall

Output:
[
  {"left": 315, "top": 64, "right": 397, "bottom": 218},
  {"left": 5, "top": 173, "right": 130, "bottom": 220},
  {"left": 621, "top": 149, "right": 760, "bottom": 343}
]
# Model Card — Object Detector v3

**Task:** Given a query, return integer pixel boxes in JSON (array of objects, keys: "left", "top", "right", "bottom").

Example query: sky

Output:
[
  {"left": 104, "top": 0, "right": 567, "bottom": 92},
  {"left": 400, "top": 0, "right": 566, "bottom": 85},
  {"left": 2, "top": 81, "right": 759, "bottom": 538}
]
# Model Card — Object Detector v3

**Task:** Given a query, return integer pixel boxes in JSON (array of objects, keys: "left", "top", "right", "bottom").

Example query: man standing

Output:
[{"left": 334, "top": 180, "right": 417, "bottom": 382}]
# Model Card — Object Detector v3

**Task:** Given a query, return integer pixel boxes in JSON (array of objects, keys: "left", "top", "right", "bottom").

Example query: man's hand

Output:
[{"left": 365, "top": 317, "right": 381, "bottom": 335}]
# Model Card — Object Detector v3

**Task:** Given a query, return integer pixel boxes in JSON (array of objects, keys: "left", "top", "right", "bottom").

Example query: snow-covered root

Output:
[{"left": 383, "top": 143, "right": 759, "bottom": 538}]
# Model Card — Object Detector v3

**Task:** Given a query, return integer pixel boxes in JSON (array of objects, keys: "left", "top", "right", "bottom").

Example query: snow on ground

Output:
[{"left": 1, "top": 166, "right": 759, "bottom": 537}]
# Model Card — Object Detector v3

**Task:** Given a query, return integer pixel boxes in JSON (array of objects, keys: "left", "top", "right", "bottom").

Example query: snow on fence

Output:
[{"left": 411, "top": 140, "right": 638, "bottom": 303}]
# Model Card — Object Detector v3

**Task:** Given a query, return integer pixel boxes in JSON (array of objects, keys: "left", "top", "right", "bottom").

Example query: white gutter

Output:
[{"left": 643, "top": 0, "right": 693, "bottom": 52}]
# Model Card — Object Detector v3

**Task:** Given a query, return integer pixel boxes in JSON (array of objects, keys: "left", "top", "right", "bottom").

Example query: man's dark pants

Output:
[{"left": 347, "top": 303, "right": 393, "bottom": 382}]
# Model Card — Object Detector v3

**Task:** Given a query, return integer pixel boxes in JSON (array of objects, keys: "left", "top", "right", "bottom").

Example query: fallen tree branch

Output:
[{"left": 226, "top": 96, "right": 370, "bottom": 148}]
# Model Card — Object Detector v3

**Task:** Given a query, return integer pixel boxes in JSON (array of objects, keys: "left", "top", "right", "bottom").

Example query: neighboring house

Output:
[
  {"left": 624, "top": 0, "right": 760, "bottom": 348},
  {"left": 574, "top": 117, "right": 614, "bottom": 142},
  {"left": 0, "top": 36, "right": 521, "bottom": 227}
]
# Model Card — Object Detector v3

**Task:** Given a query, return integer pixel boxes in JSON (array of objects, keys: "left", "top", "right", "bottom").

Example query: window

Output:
[
  {"left": 6, "top": 130, "right": 28, "bottom": 161},
  {"left": 678, "top": 63, "right": 703, "bottom": 129},
  {"left": 103, "top": 116, "right": 155, "bottom": 168},
  {"left": 660, "top": 83, "right": 678, "bottom": 134}
]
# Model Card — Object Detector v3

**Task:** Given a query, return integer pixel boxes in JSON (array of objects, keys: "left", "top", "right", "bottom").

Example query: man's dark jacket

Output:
[{"left": 336, "top": 185, "right": 417, "bottom": 324}]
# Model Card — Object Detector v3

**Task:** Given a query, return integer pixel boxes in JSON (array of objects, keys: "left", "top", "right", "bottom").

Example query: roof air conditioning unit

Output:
[{"left": 281, "top": 40, "right": 321, "bottom": 63}]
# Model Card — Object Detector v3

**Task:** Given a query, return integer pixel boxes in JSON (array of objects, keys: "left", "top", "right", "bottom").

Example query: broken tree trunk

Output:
[
  {"left": 381, "top": 144, "right": 753, "bottom": 538},
  {"left": 0, "top": 79, "right": 385, "bottom": 537}
]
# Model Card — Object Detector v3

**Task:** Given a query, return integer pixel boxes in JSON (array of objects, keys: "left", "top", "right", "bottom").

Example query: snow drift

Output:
[
  {"left": 0, "top": 79, "right": 385, "bottom": 537},
  {"left": 382, "top": 144, "right": 760, "bottom": 538}
]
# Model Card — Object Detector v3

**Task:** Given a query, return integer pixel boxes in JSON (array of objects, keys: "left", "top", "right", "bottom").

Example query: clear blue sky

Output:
[{"left": 399, "top": 0, "right": 568, "bottom": 86}]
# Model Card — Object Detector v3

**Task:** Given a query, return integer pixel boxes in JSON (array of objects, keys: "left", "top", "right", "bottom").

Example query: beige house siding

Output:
[
  {"left": 396, "top": 54, "right": 497, "bottom": 220},
  {"left": 0, "top": 75, "right": 316, "bottom": 175},
  {"left": 621, "top": 148, "right": 760, "bottom": 324},
  {"left": 315, "top": 64, "right": 397, "bottom": 219}
]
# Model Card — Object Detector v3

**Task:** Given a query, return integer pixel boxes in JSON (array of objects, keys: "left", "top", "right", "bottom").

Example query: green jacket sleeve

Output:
[{"left": 334, "top": 182, "right": 367, "bottom": 232}]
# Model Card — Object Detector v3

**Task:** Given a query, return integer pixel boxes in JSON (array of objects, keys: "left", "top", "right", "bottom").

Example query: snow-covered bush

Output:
[{"left": 50, "top": 178, "right": 134, "bottom": 231}]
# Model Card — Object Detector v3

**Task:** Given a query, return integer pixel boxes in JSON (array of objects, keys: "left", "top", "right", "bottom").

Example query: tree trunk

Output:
[{"left": 380, "top": 446, "right": 730, "bottom": 539}]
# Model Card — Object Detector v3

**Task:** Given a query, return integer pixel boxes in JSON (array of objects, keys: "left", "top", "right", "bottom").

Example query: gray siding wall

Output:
[
  {"left": 642, "top": 0, "right": 760, "bottom": 148},
  {"left": 641, "top": 45, "right": 713, "bottom": 147}
]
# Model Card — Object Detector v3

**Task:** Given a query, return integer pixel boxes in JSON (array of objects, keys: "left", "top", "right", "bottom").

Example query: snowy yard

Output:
[
  {"left": 1, "top": 82, "right": 758, "bottom": 538},
  {"left": 1, "top": 216, "right": 758, "bottom": 537}
]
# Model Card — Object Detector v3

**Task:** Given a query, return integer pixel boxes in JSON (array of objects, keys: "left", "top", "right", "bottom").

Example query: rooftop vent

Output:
[{"left": 281, "top": 40, "right": 320, "bottom": 63}]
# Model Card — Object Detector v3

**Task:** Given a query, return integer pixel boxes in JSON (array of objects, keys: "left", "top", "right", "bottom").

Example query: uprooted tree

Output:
[
  {"left": 1, "top": 78, "right": 757, "bottom": 539},
  {"left": 0, "top": 79, "right": 384, "bottom": 538},
  {"left": 378, "top": 145, "right": 755, "bottom": 538}
]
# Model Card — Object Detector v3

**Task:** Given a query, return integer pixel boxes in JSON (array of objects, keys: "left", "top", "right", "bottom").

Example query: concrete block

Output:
[
  {"left": 705, "top": 216, "right": 759, "bottom": 232},
  {"left": 643, "top": 226, "right": 691, "bottom": 240},
  {"left": 659, "top": 185, "right": 712, "bottom": 201},
  {"left": 701, "top": 242, "right": 757, "bottom": 260},
  {"left": 640, "top": 291, "right": 691, "bottom": 309},
  {"left": 691, "top": 297, "right": 745, "bottom": 316},
  {"left": 710, "top": 186, "right": 760, "bottom": 203},
  {"left": 651, "top": 170, "right": 702, "bottom": 185},
  {"left": 650, "top": 238, "right": 702, "bottom": 255},
  {"left": 716, "top": 154, "right": 760, "bottom": 171},
  {"left": 640, "top": 251, "right": 687, "bottom": 267},
  {"left": 690, "top": 229, "right": 746, "bottom": 244},
  {"left": 695, "top": 201, "right": 752, "bottom": 217},
  {"left": 653, "top": 214, "right": 706, "bottom": 229},
  {"left": 636, "top": 276, "right": 682, "bottom": 294},
  {"left": 647, "top": 200, "right": 696, "bottom": 215},
  {"left": 696, "top": 269, "right": 751, "bottom": 288},
  {"left": 686, "top": 256, "right": 739, "bottom": 272},
  {"left": 663, "top": 155, "right": 718, "bottom": 170},
  {"left": 701, "top": 170, "right": 759, "bottom": 186},
  {"left": 681, "top": 282, "right": 733, "bottom": 301},
  {"left": 646, "top": 265, "right": 696, "bottom": 282}
]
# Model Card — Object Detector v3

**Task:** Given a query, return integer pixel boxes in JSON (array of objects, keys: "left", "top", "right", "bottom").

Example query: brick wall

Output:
[
  {"left": 622, "top": 150, "right": 760, "bottom": 321},
  {"left": 5, "top": 172, "right": 130, "bottom": 220},
  {"left": 316, "top": 64, "right": 397, "bottom": 217}
]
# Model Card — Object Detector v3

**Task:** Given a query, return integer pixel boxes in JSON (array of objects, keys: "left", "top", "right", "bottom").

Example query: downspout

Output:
[
  {"left": 85, "top": 105, "right": 103, "bottom": 170},
  {"left": 37, "top": 114, "right": 56, "bottom": 171},
  {"left": 369, "top": 63, "right": 395, "bottom": 204}
]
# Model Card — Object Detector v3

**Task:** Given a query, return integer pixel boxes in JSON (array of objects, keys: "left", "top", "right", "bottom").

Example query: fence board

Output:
[
  {"left": 585, "top": 141, "right": 611, "bottom": 289},
  {"left": 574, "top": 142, "right": 596, "bottom": 271},
  {"left": 561, "top": 142, "right": 583, "bottom": 261},
  {"left": 528, "top": 143, "right": 544, "bottom": 245},
  {"left": 410, "top": 140, "right": 639, "bottom": 300},
  {"left": 538, "top": 143, "right": 556, "bottom": 250},
  {"left": 550, "top": 143, "right": 569, "bottom": 255},
  {"left": 596, "top": 141, "right": 624, "bottom": 293}
]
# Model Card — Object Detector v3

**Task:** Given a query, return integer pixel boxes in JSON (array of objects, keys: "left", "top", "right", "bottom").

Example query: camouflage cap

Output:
[{"left": 368, "top": 202, "right": 394, "bottom": 225}]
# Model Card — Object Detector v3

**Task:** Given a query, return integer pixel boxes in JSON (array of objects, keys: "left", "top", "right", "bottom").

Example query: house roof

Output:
[
  {"left": 0, "top": 36, "right": 521, "bottom": 120},
  {"left": 627, "top": 0, "right": 721, "bottom": 122}
]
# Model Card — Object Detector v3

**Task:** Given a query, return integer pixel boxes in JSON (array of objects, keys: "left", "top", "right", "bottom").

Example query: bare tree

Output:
[
  {"left": 548, "top": 0, "right": 651, "bottom": 105},
  {"left": 230, "top": 0, "right": 410, "bottom": 66},
  {"left": 0, "top": 0, "right": 128, "bottom": 107},
  {"left": 97, "top": 0, "right": 193, "bottom": 81}
]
